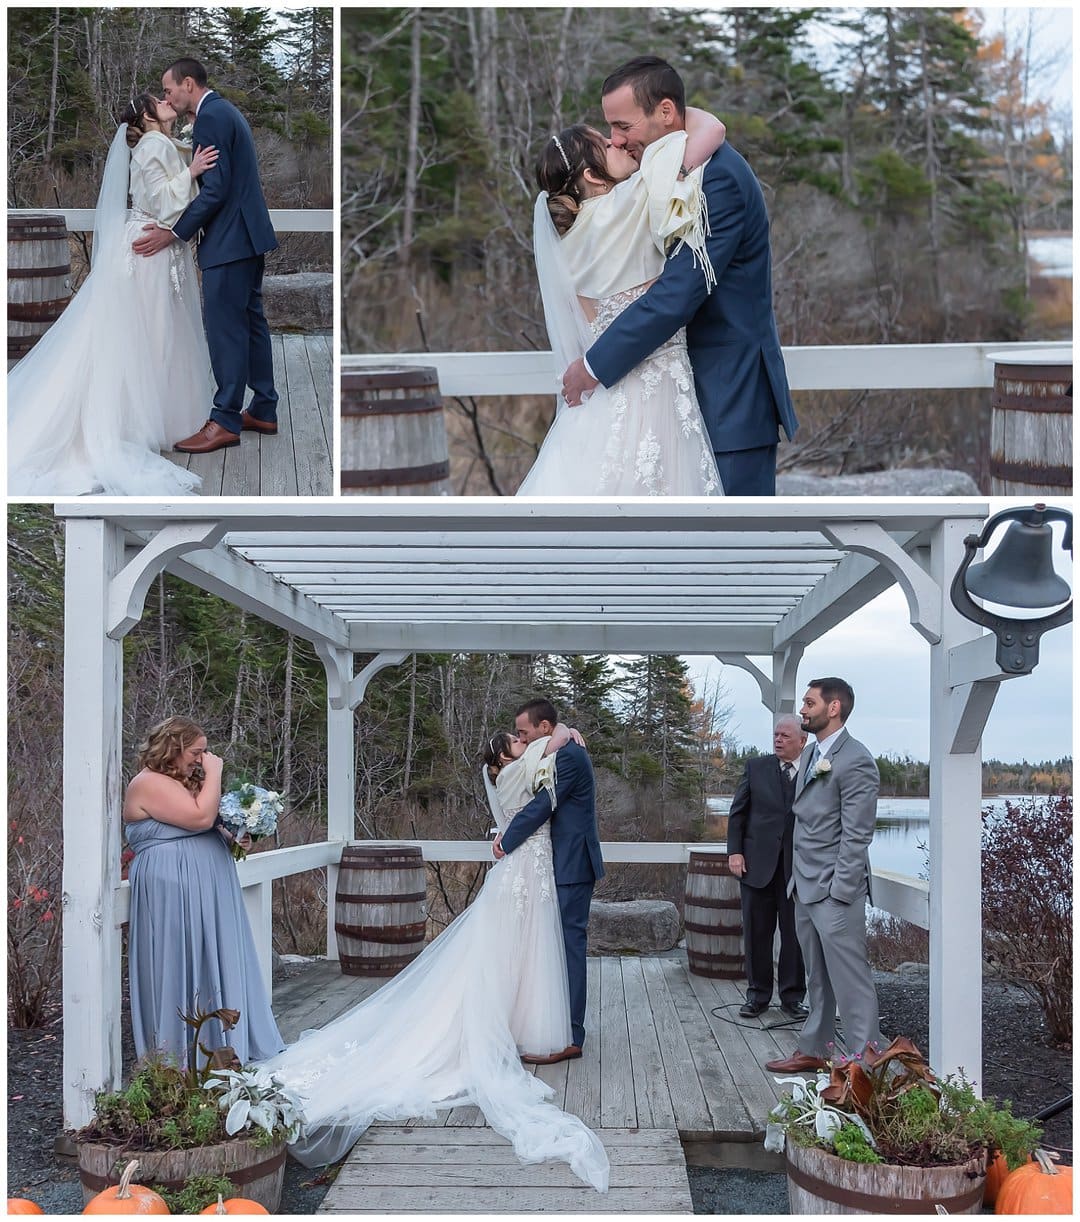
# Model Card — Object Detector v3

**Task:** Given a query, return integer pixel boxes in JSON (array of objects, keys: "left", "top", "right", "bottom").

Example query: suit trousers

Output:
[
  {"left": 557, "top": 880, "right": 594, "bottom": 1048},
  {"left": 794, "top": 886, "right": 883, "bottom": 1058},
  {"left": 203, "top": 255, "right": 278, "bottom": 432},
  {"left": 714, "top": 444, "right": 777, "bottom": 496},
  {"left": 740, "top": 858, "right": 804, "bottom": 1007}
]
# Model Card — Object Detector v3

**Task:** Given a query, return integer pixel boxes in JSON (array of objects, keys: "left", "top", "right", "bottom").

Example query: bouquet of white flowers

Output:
[{"left": 218, "top": 783, "right": 284, "bottom": 860}]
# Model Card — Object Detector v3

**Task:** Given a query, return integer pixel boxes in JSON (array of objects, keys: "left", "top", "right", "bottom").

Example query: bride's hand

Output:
[
  {"left": 568, "top": 727, "right": 586, "bottom": 748},
  {"left": 190, "top": 144, "right": 219, "bottom": 179}
]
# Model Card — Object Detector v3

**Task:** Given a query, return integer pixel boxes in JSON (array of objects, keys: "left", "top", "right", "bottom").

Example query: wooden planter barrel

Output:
[
  {"left": 340, "top": 365, "right": 452, "bottom": 495},
  {"left": 988, "top": 350, "right": 1073, "bottom": 494},
  {"left": 77, "top": 1136, "right": 286, "bottom": 1211},
  {"left": 335, "top": 844, "right": 428, "bottom": 976},
  {"left": 8, "top": 214, "right": 73, "bottom": 366},
  {"left": 785, "top": 1141, "right": 985, "bottom": 1214},
  {"left": 685, "top": 850, "right": 744, "bottom": 980}
]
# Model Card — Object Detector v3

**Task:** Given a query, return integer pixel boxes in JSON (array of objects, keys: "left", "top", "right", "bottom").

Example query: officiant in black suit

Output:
[{"left": 727, "top": 714, "right": 808, "bottom": 1019}]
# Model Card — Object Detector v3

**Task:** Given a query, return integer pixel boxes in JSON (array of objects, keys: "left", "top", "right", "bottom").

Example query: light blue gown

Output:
[{"left": 125, "top": 818, "right": 284, "bottom": 1066}]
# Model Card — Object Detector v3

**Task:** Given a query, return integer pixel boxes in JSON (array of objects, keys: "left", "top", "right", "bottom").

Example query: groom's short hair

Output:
[
  {"left": 602, "top": 56, "right": 686, "bottom": 119},
  {"left": 165, "top": 57, "right": 208, "bottom": 87},
  {"left": 516, "top": 698, "right": 559, "bottom": 728},
  {"left": 809, "top": 677, "right": 855, "bottom": 722}
]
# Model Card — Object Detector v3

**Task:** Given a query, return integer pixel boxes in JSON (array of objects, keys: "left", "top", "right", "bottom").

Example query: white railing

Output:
[
  {"left": 8, "top": 206, "right": 332, "bottom": 233},
  {"left": 343, "top": 341, "right": 1070, "bottom": 397},
  {"left": 112, "top": 839, "right": 930, "bottom": 990}
]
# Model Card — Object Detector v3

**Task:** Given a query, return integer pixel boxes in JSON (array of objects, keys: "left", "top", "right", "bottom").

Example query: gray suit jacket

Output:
[{"left": 790, "top": 728, "right": 879, "bottom": 905}]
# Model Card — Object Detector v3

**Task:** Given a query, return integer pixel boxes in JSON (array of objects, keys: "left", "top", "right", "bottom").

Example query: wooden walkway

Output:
[
  {"left": 272, "top": 953, "right": 799, "bottom": 1213},
  {"left": 171, "top": 332, "right": 333, "bottom": 496}
]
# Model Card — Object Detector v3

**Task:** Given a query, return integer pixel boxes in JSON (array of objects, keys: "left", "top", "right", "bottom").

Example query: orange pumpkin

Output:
[
  {"left": 7, "top": 1200, "right": 45, "bottom": 1214},
  {"left": 995, "top": 1149, "right": 1073, "bottom": 1215},
  {"left": 83, "top": 1159, "right": 170, "bottom": 1215},
  {"left": 984, "top": 1149, "right": 1013, "bottom": 1208},
  {"left": 199, "top": 1196, "right": 269, "bottom": 1215}
]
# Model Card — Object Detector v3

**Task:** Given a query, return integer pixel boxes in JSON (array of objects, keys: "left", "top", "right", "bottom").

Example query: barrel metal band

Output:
[
  {"left": 688, "top": 860, "right": 734, "bottom": 874},
  {"left": 78, "top": 1148, "right": 285, "bottom": 1192},
  {"left": 342, "top": 395, "right": 441, "bottom": 416},
  {"left": 342, "top": 461, "right": 450, "bottom": 488},
  {"left": 685, "top": 944, "right": 743, "bottom": 962},
  {"left": 989, "top": 459, "right": 1071, "bottom": 486},
  {"left": 336, "top": 889, "right": 427, "bottom": 904},
  {"left": 685, "top": 895, "right": 742, "bottom": 910},
  {"left": 7, "top": 264, "right": 71, "bottom": 279},
  {"left": 994, "top": 363, "right": 1073, "bottom": 384},
  {"left": 341, "top": 954, "right": 417, "bottom": 973},
  {"left": 8, "top": 299, "right": 71, "bottom": 321},
  {"left": 687, "top": 964, "right": 743, "bottom": 979},
  {"left": 784, "top": 1155, "right": 985, "bottom": 1214},
  {"left": 991, "top": 390, "right": 1071, "bottom": 413},
  {"left": 335, "top": 920, "right": 427, "bottom": 943},
  {"left": 340, "top": 858, "right": 425, "bottom": 870},
  {"left": 342, "top": 368, "right": 439, "bottom": 390}
]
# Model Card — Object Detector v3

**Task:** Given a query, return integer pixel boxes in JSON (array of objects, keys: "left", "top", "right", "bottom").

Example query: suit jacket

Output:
[
  {"left": 172, "top": 92, "right": 278, "bottom": 268},
  {"left": 726, "top": 753, "right": 796, "bottom": 890},
  {"left": 586, "top": 140, "right": 797, "bottom": 453},
  {"left": 790, "top": 728, "right": 879, "bottom": 905},
  {"left": 499, "top": 741, "right": 605, "bottom": 886}
]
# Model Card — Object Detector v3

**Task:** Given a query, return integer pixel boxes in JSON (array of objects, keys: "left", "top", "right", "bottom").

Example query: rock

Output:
[
  {"left": 262, "top": 271, "right": 332, "bottom": 333},
  {"left": 777, "top": 469, "right": 980, "bottom": 496},
  {"left": 896, "top": 960, "right": 930, "bottom": 980},
  {"left": 588, "top": 899, "right": 681, "bottom": 954}
]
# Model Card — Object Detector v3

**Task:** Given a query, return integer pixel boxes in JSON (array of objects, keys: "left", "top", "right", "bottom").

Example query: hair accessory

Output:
[{"left": 552, "top": 135, "right": 571, "bottom": 174}]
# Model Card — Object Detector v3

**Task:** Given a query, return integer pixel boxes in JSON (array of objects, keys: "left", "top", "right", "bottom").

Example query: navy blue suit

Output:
[
  {"left": 173, "top": 92, "right": 278, "bottom": 432},
  {"left": 587, "top": 140, "right": 797, "bottom": 494},
  {"left": 499, "top": 742, "right": 604, "bottom": 1047}
]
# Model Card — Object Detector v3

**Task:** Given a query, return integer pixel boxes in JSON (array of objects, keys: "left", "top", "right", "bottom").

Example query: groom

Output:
[
  {"left": 493, "top": 698, "right": 605, "bottom": 1063},
  {"left": 133, "top": 57, "right": 279, "bottom": 454},
  {"left": 562, "top": 56, "right": 797, "bottom": 495}
]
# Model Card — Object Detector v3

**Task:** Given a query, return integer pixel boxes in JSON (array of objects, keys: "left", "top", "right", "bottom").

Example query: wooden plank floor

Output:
[
  {"left": 272, "top": 953, "right": 800, "bottom": 1213},
  {"left": 170, "top": 332, "right": 333, "bottom": 496}
]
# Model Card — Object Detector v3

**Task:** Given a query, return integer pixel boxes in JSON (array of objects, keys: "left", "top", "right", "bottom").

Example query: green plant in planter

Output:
[{"left": 765, "top": 1036, "right": 1041, "bottom": 1169}]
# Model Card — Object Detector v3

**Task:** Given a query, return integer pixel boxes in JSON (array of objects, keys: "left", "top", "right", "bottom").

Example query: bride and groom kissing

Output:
[
  {"left": 519, "top": 55, "right": 798, "bottom": 497},
  {"left": 8, "top": 57, "right": 278, "bottom": 496}
]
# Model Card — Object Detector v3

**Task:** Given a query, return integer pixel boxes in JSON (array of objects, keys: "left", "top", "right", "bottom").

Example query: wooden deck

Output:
[
  {"left": 272, "top": 953, "right": 799, "bottom": 1213},
  {"left": 170, "top": 332, "right": 333, "bottom": 496}
]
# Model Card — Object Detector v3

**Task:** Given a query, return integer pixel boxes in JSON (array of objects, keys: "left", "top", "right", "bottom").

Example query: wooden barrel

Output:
[
  {"left": 785, "top": 1141, "right": 985, "bottom": 1214},
  {"left": 988, "top": 350, "right": 1072, "bottom": 494},
  {"left": 685, "top": 850, "right": 744, "bottom": 980},
  {"left": 334, "top": 844, "right": 428, "bottom": 976},
  {"left": 340, "top": 365, "right": 452, "bottom": 495},
  {"left": 8, "top": 214, "right": 72, "bottom": 366},
  {"left": 77, "top": 1137, "right": 286, "bottom": 1211}
]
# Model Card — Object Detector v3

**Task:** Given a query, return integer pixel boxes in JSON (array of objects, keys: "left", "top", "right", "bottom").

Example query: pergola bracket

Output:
[
  {"left": 107, "top": 522, "right": 226, "bottom": 638},
  {"left": 715, "top": 653, "right": 774, "bottom": 707}
]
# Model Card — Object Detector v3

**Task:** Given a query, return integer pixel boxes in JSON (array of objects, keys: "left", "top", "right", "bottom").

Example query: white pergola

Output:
[{"left": 56, "top": 499, "right": 1039, "bottom": 1128}]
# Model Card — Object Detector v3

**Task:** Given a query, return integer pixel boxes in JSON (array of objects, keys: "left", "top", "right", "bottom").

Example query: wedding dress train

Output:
[
  {"left": 261, "top": 739, "right": 609, "bottom": 1192},
  {"left": 7, "top": 127, "right": 210, "bottom": 495}
]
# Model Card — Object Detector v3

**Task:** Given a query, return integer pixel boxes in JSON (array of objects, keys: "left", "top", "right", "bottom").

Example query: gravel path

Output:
[{"left": 8, "top": 968, "right": 1071, "bottom": 1214}]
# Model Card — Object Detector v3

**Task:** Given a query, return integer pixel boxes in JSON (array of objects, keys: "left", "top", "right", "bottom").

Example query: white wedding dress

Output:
[
  {"left": 261, "top": 738, "right": 610, "bottom": 1192},
  {"left": 518, "top": 131, "right": 722, "bottom": 496},
  {"left": 7, "top": 127, "right": 210, "bottom": 496}
]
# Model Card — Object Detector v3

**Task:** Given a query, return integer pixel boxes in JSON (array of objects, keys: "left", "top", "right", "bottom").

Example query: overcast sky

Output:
[{"left": 684, "top": 504, "right": 1073, "bottom": 763}]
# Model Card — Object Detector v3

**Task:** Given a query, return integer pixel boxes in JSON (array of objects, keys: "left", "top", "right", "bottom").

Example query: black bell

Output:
[{"left": 966, "top": 511, "right": 1071, "bottom": 609}]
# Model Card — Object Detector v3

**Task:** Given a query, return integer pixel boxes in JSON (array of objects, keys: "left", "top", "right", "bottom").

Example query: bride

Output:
[
  {"left": 260, "top": 725, "right": 610, "bottom": 1193},
  {"left": 517, "top": 111, "right": 726, "bottom": 496},
  {"left": 7, "top": 93, "right": 216, "bottom": 496}
]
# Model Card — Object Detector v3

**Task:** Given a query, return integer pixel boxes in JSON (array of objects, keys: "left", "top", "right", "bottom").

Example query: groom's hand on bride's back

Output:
[
  {"left": 561, "top": 358, "right": 599, "bottom": 407},
  {"left": 132, "top": 224, "right": 176, "bottom": 257},
  {"left": 492, "top": 833, "right": 505, "bottom": 860}
]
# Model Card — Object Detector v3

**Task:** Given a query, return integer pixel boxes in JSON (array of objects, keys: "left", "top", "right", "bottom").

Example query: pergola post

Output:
[
  {"left": 321, "top": 648, "right": 356, "bottom": 962},
  {"left": 927, "top": 517, "right": 986, "bottom": 1081},
  {"left": 61, "top": 519, "right": 126, "bottom": 1128}
]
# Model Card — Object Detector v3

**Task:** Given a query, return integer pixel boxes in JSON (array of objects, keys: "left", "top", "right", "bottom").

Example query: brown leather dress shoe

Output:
[
  {"left": 765, "top": 1051, "right": 828, "bottom": 1073},
  {"left": 240, "top": 410, "right": 278, "bottom": 435},
  {"left": 173, "top": 421, "right": 241, "bottom": 453},
  {"left": 520, "top": 1044, "right": 583, "bottom": 1066}
]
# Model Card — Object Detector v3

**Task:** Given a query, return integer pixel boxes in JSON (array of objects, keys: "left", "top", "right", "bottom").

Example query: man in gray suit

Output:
[{"left": 766, "top": 678, "right": 884, "bottom": 1073}]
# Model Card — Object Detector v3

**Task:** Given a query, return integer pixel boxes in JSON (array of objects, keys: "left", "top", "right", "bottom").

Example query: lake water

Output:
[
  {"left": 705, "top": 794, "right": 1040, "bottom": 879},
  {"left": 1028, "top": 233, "right": 1072, "bottom": 279}
]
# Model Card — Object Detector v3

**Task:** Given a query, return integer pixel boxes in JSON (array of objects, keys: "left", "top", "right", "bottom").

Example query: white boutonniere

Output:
[
  {"left": 807, "top": 757, "right": 832, "bottom": 783},
  {"left": 177, "top": 122, "right": 194, "bottom": 147}
]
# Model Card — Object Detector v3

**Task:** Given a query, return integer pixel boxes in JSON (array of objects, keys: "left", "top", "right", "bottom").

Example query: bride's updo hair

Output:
[
  {"left": 536, "top": 125, "right": 617, "bottom": 236},
  {"left": 137, "top": 715, "right": 205, "bottom": 794},
  {"left": 483, "top": 731, "right": 517, "bottom": 781},
  {"left": 120, "top": 93, "right": 162, "bottom": 149}
]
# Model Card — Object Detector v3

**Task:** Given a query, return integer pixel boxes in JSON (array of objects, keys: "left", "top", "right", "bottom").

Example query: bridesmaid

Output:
[{"left": 122, "top": 716, "right": 284, "bottom": 1066}]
